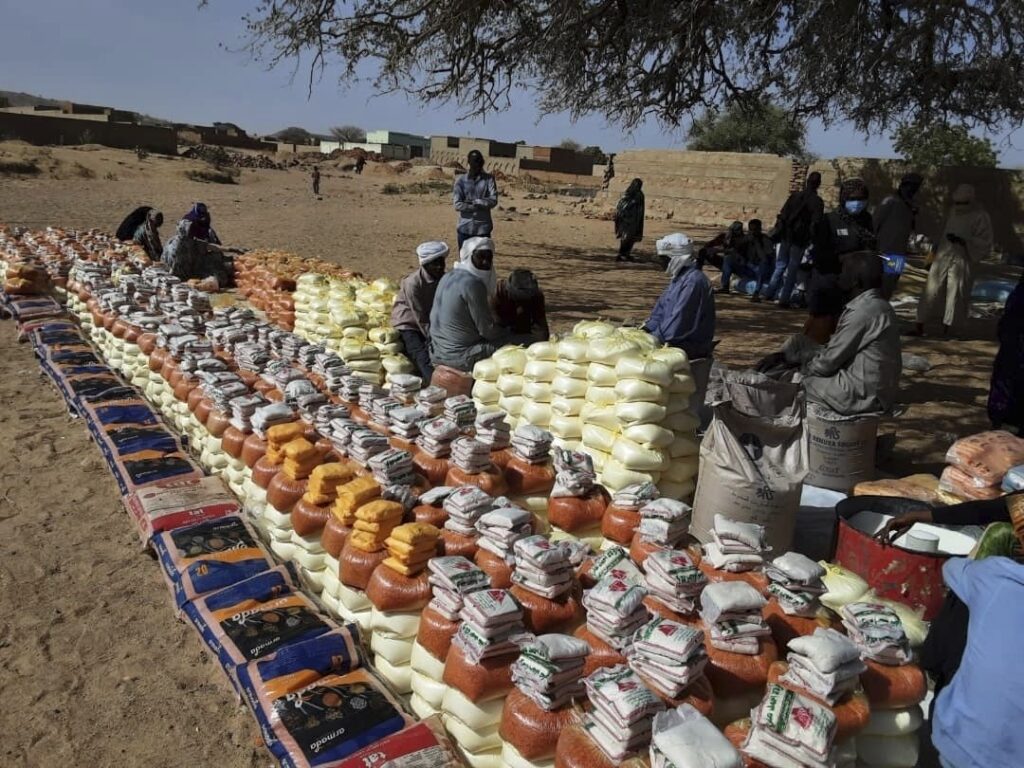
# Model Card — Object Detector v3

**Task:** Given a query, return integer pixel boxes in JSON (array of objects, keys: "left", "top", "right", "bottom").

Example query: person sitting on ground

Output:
[
  {"left": 161, "top": 202, "right": 235, "bottom": 291},
  {"left": 742, "top": 218, "right": 777, "bottom": 301},
  {"left": 781, "top": 251, "right": 900, "bottom": 415},
  {"left": 391, "top": 241, "right": 448, "bottom": 383},
  {"left": 805, "top": 177, "right": 876, "bottom": 343},
  {"left": 915, "top": 184, "right": 993, "bottom": 338},
  {"left": 429, "top": 236, "right": 508, "bottom": 372},
  {"left": 642, "top": 233, "right": 716, "bottom": 360},
  {"left": 698, "top": 220, "right": 744, "bottom": 277},
  {"left": 988, "top": 270, "right": 1024, "bottom": 434},
  {"left": 494, "top": 268, "right": 550, "bottom": 344},
  {"left": 133, "top": 209, "right": 164, "bottom": 261},
  {"left": 614, "top": 178, "right": 645, "bottom": 262}
]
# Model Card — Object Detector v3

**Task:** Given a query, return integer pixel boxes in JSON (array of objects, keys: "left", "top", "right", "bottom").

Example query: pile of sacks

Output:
[
  {"left": 939, "top": 430, "right": 1024, "bottom": 502},
  {"left": 292, "top": 270, "right": 415, "bottom": 385},
  {"left": 233, "top": 250, "right": 306, "bottom": 330},
  {"left": 472, "top": 323, "right": 700, "bottom": 500}
]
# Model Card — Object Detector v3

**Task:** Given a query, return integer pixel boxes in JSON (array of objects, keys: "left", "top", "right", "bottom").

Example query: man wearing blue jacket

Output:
[
  {"left": 642, "top": 232, "right": 716, "bottom": 360},
  {"left": 452, "top": 150, "right": 499, "bottom": 247}
]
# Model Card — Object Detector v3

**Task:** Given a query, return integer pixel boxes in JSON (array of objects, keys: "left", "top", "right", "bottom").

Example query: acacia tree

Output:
[
  {"left": 688, "top": 101, "right": 807, "bottom": 157},
  {"left": 330, "top": 124, "right": 366, "bottom": 142},
  {"left": 893, "top": 122, "right": 999, "bottom": 168},
  {"left": 211, "top": 1, "right": 1024, "bottom": 133}
]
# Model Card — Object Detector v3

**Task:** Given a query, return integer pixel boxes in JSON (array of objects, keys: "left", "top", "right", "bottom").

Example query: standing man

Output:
[
  {"left": 391, "top": 241, "right": 449, "bottom": 383},
  {"left": 761, "top": 171, "right": 824, "bottom": 307},
  {"left": 311, "top": 166, "right": 321, "bottom": 196},
  {"left": 874, "top": 172, "right": 923, "bottom": 295},
  {"left": 614, "top": 178, "right": 645, "bottom": 262},
  {"left": 453, "top": 150, "right": 499, "bottom": 248}
]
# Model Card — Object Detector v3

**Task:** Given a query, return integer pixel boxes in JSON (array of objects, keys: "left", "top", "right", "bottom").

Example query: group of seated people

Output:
[
  {"left": 119, "top": 202, "right": 237, "bottom": 291},
  {"left": 391, "top": 237, "right": 549, "bottom": 383},
  {"left": 646, "top": 230, "right": 900, "bottom": 418}
]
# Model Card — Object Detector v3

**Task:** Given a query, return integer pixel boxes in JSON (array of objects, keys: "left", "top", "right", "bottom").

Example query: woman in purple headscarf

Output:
[{"left": 161, "top": 202, "right": 233, "bottom": 290}]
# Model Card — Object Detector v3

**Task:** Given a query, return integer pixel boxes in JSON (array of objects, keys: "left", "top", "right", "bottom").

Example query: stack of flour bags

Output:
[
  {"left": 700, "top": 582, "right": 769, "bottom": 654},
  {"left": 627, "top": 617, "right": 708, "bottom": 700},
  {"left": 765, "top": 552, "right": 827, "bottom": 617},
  {"left": 744, "top": 684, "right": 838, "bottom": 768},
  {"left": 841, "top": 602, "right": 912, "bottom": 665},
  {"left": 584, "top": 665, "right": 665, "bottom": 762},
  {"left": 704, "top": 514, "right": 766, "bottom": 573},
  {"left": 782, "top": 627, "right": 867, "bottom": 705},
  {"left": 583, "top": 575, "right": 650, "bottom": 649}
]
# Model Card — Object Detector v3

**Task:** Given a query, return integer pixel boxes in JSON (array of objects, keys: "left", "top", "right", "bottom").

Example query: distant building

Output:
[
  {"left": 365, "top": 130, "right": 430, "bottom": 158},
  {"left": 429, "top": 135, "right": 600, "bottom": 180}
]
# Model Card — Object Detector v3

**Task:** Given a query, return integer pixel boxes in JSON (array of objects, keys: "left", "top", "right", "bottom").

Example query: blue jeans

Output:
[
  {"left": 754, "top": 255, "right": 774, "bottom": 295},
  {"left": 720, "top": 253, "right": 756, "bottom": 291},
  {"left": 761, "top": 241, "right": 804, "bottom": 303}
]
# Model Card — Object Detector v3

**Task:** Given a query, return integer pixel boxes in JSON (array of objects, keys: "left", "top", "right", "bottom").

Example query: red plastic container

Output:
[{"left": 833, "top": 496, "right": 949, "bottom": 620}]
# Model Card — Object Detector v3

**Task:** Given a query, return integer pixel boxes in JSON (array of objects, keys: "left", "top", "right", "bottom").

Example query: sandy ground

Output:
[{"left": 0, "top": 141, "right": 1010, "bottom": 764}]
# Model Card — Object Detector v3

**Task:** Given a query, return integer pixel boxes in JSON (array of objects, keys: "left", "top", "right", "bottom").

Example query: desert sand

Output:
[{"left": 0, "top": 140, "right": 1006, "bottom": 765}]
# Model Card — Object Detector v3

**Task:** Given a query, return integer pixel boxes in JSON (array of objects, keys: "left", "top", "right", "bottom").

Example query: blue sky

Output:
[{"left": 5, "top": 1, "right": 1022, "bottom": 166}]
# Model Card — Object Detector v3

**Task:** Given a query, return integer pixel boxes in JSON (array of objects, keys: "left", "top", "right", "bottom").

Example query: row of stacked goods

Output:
[
  {"left": 234, "top": 250, "right": 309, "bottom": 330},
  {"left": 291, "top": 270, "right": 416, "bottom": 386},
  {"left": 4, "top": 224, "right": 937, "bottom": 768},
  {"left": 471, "top": 325, "right": 699, "bottom": 503}
]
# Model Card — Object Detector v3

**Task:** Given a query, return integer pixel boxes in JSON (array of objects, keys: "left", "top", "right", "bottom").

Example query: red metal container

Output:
[{"left": 833, "top": 496, "right": 949, "bottom": 620}]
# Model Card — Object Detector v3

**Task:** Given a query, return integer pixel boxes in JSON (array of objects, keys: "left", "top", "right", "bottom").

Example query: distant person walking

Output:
[
  {"left": 761, "top": 171, "right": 824, "bottom": 307},
  {"left": 915, "top": 184, "right": 993, "bottom": 337},
  {"left": 311, "top": 166, "right": 321, "bottom": 196},
  {"left": 614, "top": 178, "right": 645, "bottom": 262},
  {"left": 874, "top": 172, "right": 923, "bottom": 296},
  {"left": 452, "top": 149, "right": 499, "bottom": 248}
]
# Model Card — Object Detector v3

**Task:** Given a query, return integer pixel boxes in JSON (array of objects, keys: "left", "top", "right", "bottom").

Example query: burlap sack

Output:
[{"left": 692, "top": 370, "right": 807, "bottom": 554}]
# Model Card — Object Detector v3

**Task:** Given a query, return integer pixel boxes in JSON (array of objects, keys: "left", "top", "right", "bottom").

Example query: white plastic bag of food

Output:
[
  {"left": 650, "top": 346, "right": 690, "bottom": 373},
  {"left": 555, "top": 359, "right": 590, "bottom": 379},
  {"left": 611, "top": 438, "right": 670, "bottom": 472},
  {"left": 521, "top": 401, "right": 553, "bottom": 426},
  {"left": 582, "top": 424, "right": 618, "bottom": 454},
  {"left": 622, "top": 423, "right": 675, "bottom": 449},
  {"left": 557, "top": 336, "right": 590, "bottom": 363},
  {"left": 586, "top": 363, "right": 618, "bottom": 387},
  {"left": 473, "top": 358, "right": 500, "bottom": 381},
  {"left": 615, "top": 401, "right": 667, "bottom": 427},
  {"left": 615, "top": 356, "right": 672, "bottom": 387},
  {"left": 499, "top": 395, "right": 527, "bottom": 417},
  {"left": 585, "top": 386, "right": 618, "bottom": 406},
  {"left": 493, "top": 346, "right": 528, "bottom": 374},
  {"left": 497, "top": 373, "right": 524, "bottom": 396},
  {"left": 551, "top": 376, "right": 589, "bottom": 399},
  {"left": 550, "top": 415, "right": 582, "bottom": 440},
  {"left": 522, "top": 381, "right": 553, "bottom": 403},
  {"left": 527, "top": 340, "right": 559, "bottom": 361},
  {"left": 615, "top": 378, "right": 668, "bottom": 404},
  {"left": 472, "top": 380, "right": 500, "bottom": 404},
  {"left": 601, "top": 457, "right": 659, "bottom": 491},
  {"left": 550, "top": 397, "right": 585, "bottom": 417},
  {"left": 580, "top": 402, "right": 620, "bottom": 431}
]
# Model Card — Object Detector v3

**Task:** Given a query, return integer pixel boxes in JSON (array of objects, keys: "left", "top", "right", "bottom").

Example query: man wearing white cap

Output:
[
  {"left": 429, "top": 236, "right": 508, "bottom": 372},
  {"left": 391, "top": 240, "right": 449, "bottom": 381},
  {"left": 643, "top": 233, "right": 716, "bottom": 360}
]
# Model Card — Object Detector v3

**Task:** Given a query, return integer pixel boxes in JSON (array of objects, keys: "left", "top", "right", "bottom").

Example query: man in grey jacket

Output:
[
  {"left": 453, "top": 150, "right": 499, "bottom": 247},
  {"left": 784, "top": 252, "right": 901, "bottom": 415},
  {"left": 429, "top": 236, "right": 508, "bottom": 372},
  {"left": 391, "top": 241, "right": 448, "bottom": 382}
]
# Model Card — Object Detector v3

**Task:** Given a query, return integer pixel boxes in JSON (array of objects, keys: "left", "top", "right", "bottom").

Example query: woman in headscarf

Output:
[
  {"left": 132, "top": 209, "right": 163, "bottom": 261},
  {"left": 988, "top": 270, "right": 1024, "bottom": 433},
  {"left": 161, "top": 202, "right": 233, "bottom": 290},
  {"left": 428, "top": 236, "right": 508, "bottom": 372},
  {"left": 806, "top": 177, "right": 876, "bottom": 343},
  {"left": 915, "top": 184, "right": 993, "bottom": 337},
  {"left": 614, "top": 178, "right": 645, "bottom": 262},
  {"left": 642, "top": 233, "right": 716, "bottom": 360}
]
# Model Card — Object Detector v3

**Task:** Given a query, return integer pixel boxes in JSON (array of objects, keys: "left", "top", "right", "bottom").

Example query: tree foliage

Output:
[
  {"left": 892, "top": 122, "right": 999, "bottom": 168},
  {"left": 558, "top": 138, "right": 583, "bottom": 151},
  {"left": 212, "top": 1, "right": 1024, "bottom": 133},
  {"left": 582, "top": 145, "right": 607, "bottom": 163},
  {"left": 273, "top": 126, "right": 314, "bottom": 143},
  {"left": 330, "top": 124, "right": 366, "bottom": 142},
  {"left": 688, "top": 101, "right": 807, "bottom": 157}
]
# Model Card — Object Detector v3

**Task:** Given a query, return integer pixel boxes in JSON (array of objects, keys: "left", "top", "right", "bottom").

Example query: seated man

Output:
[
  {"left": 429, "top": 236, "right": 508, "bottom": 372},
  {"left": 741, "top": 218, "right": 777, "bottom": 301},
  {"left": 783, "top": 252, "right": 901, "bottom": 415},
  {"left": 391, "top": 241, "right": 448, "bottom": 382},
  {"left": 697, "top": 220, "right": 743, "bottom": 274},
  {"left": 494, "top": 268, "right": 550, "bottom": 344},
  {"left": 642, "top": 233, "right": 715, "bottom": 360}
]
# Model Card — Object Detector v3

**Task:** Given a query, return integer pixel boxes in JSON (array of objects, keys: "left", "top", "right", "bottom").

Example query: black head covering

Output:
[
  {"left": 840, "top": 251, "right": 884, "bottom": 295},
  {"left": 839, "top": 177, "right": 869, "bottom": 205},
  {"left": 506, "top": 268, "right": 541, "bottom": 302},
  {"left": 806, "top": 172, "right": 822, "bottom": 191},
  {"left": 626, "top": 178, "right": 643, "bottom": 196}
]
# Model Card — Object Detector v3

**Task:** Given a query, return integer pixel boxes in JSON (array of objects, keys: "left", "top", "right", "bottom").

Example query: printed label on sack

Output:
[
  {"left": 217, "top": 595, "right": 330, "bottom": 661},
  {"left": 272, "top": 677, "right": 405, "bottom": 763}
]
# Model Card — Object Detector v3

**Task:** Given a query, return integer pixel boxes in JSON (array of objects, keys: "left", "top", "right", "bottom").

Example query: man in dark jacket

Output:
[
  {"left": 494, "top": 268, "right": 550, "bottom": 343},
  {"left": 874, "top": 172, "right": 922, "bottom": 295},
  {"left": 761, "top": 172, "right": 824, "bottom": 307}
]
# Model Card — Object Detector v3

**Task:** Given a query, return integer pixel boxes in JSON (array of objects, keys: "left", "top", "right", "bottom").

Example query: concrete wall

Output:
[
  {"left": 366, "top": 130, "right": 430, "bottom": 149},
  {"left": 606, "top": 150, "right": 794, "bottom": 225},
  {"left": 0, "top": 111, "right": 177, "bottom": 154}
]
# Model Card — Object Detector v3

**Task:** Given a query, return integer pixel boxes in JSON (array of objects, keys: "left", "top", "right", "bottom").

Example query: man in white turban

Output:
[
  {"left": 391, "top": 240, "right": 449, "bottom": 380},
  {"left": 643, "top": 233, "right": 716, "bottom": 359},
  {"left": 915, "top": 184, "right": 993, "bottom": 336},
  {"left": 428, "top": 236, "right": 508, "bottom": 372}
]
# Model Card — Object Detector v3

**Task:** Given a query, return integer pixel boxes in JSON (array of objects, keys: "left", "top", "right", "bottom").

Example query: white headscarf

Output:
[
  {"left": 457, "top": 236, "right": 497, "bottom": 296},
  {"left": 657, "top": 233, "right": 695, "bottom": 279},
  {"left": 416, "top": 240, "right": 449, "bottom": 265}
]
